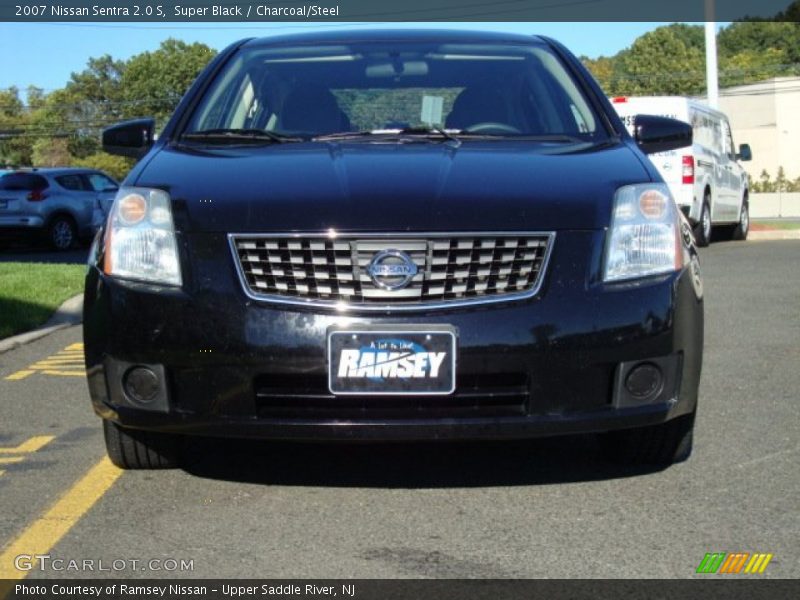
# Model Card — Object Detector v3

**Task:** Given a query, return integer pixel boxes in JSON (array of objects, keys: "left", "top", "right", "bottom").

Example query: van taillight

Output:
[
  {"left": 612, "top": 97, "right": 627, "bottom": 103},
  {"left": 682, "top": 156, "right": 694, "bottom": 184},
  {"left": 27, "top": 189, "right": 47, "bottom": 201}
]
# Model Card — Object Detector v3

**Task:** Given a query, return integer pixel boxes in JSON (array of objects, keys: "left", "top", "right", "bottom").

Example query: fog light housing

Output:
[
  {"left": 123, "top": 367, "right": 161, "bottom": 405},
  {"left": 625, "top": 363, "right": 663, "bottom": 399},
  {"left": 614, "top": 355, "right": 680, "bottom": 409}
]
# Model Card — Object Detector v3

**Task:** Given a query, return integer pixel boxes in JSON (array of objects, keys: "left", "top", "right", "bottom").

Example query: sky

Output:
[{"left": 0, "top": 22, "right": 685, "bottom": 93}]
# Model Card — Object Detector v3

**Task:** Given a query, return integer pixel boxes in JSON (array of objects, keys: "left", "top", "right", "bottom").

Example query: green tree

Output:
[
  {"left": 612, "top": 26, "right": 706, "bottom": 95},
  {"left": 0, "top": 87, "right": 32, "bottom": 166},
  {"left": 581, "top": 55, "right": 615, "bottom": 92},
  {"left": 120, "top": 39, "right": 216, "bottom": 127},
  {"left": 31, "top": 137, "right": 71, "bottom": 167},
  {"left": 73, "top": 152, "right": 134, "bottom": 182}
]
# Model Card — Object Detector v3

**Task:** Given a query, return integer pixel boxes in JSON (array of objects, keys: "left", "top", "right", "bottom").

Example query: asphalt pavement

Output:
[{"left": 0, "top": 240, "right": 797, "bottom": 579}]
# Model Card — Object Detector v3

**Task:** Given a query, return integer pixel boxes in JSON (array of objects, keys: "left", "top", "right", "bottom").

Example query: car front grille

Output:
[{"left": 229, "top": 232, "right": 554, "bottom": 310}]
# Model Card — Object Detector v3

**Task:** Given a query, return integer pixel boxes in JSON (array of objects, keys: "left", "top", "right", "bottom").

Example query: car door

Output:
[
  {"left": 722, "top": 120, "right": 745, "bottom": 221},
  {"left": 83, "top": 172, "right": 119, "bottom": 230},
  {"left": 717, "top": 119, "right": 740, "bottom": 221},
  {"left": 54, "top": 174, "right": 96, "bottom": 230}
]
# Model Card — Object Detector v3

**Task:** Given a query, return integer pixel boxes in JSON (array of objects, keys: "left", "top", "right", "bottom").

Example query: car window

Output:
[
  {"left": 56, "top": 174, "right": 89, "bottom": 191},
  {"left": 86, "top": 173, "right": 118, "bottom": 192},
  {"left": 187, "top": 41, "right": 604, "bottom": 140},
  {"left": 0, "top": 173, "right": 49, "bottom": 191}
]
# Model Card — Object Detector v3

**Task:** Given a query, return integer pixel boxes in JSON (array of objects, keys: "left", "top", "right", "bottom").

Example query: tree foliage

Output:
[
  {"left": 120, "top": 39, "right": 216, "bottom": 126},
  {"left": 581, "top": 21, "right": 800, "bottom": 97},
  {"left": 0, "top": 39, "right": 216, "bottom": 175}
]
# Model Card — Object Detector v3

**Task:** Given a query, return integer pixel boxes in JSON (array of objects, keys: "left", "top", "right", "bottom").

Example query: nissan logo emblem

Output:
[{"left": 367, "top": 250, "right": 418, "bottom": 290}]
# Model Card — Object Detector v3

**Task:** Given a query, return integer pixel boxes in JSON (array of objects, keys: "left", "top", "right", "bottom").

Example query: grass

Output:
[
  {"left": 751, "top": 220, "right": 800, "bottom": 231},
  {"left": 0, "top": 262, "right": 85, "bottom": 339}
]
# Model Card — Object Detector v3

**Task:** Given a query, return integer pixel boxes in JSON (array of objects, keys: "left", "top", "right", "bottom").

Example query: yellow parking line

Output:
[
  {"left": 0, "top": 457, "right": 24, "bottom": 465},
  {"left": 65, "top": 343, "right": 84, "bottom": 351},
  {"left": 0, "top": 436, "right": 55, "bottom": 455},
  {"left": 3, "top": 370, "right": 34, "bottom": 381},
  {"left": 42, "top": 370, "right": 85, "bottom": 377},
  {"left": 0, "top": 457, "right": 122, "bottom": 579},
  {"left": 0, "top": 470, "right": 5, "bottom": 477}
]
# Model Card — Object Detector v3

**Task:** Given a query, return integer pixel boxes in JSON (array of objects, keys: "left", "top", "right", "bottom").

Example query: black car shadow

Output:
[
  {"left": 0, "top": 244, "right": 88, "bottom": 265},
  {"left": 180, "top": 434, "right": 664, "bottom": 488}
]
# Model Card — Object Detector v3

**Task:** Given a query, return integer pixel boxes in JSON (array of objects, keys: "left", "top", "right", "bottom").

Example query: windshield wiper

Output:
[
  {"left": 313, "top": 127, "right": 461, "bottom": 143},
  {"left": 180, "top": 128, "right": 304, "bottom": 144}
]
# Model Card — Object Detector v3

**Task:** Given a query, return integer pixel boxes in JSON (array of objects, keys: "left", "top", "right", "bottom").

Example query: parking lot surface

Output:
[{"left": 0, "top": 240, "right": 798, "bottom": 579}]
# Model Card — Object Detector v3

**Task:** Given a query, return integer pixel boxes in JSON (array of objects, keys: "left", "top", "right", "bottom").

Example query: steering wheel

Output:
[{"left": 464, "top": 122, "right": 521, "bottom": 135}]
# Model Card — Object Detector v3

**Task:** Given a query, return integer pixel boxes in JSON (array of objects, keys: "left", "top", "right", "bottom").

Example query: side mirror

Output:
[
  {"left": 102, "top": 118, "right": 155, "bottom": 159},
  {"left": 633, "top": 114, "right": 693, "bottom": 154},
  {"left": 737, "top": 143, "right": 752, "bottom": 162}
]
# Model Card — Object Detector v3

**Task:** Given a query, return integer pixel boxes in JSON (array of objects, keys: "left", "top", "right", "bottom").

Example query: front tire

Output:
[
  {"left": 732, "top": 197, "right": 749, "bottom": 241},
  {"left": 600, "top": 410, "right": 696, "bottom": 466},
  {"left": 693, "top": 196, "right": 712, "bottom": 247},
  {"left": 48, "top": 215, "right": 77, "bottom": 251},
  {"left": 103, "top": 420, "right": 182, "bottom": 469}
]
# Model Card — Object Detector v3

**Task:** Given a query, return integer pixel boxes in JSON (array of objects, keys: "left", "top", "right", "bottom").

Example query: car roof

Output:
[
  {"left": 243, "top": 29, "right": 545, "bottom": 48},
  {"left": 5, "top": 167, "right": 103, "bottom": 177}
]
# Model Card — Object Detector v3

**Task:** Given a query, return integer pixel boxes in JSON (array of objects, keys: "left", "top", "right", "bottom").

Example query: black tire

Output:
[
  {"left": 600, "top": 410, "right": 696, "bottom": 466},
  {"left": 103, "top": 420, "right": 181, "bottom": 469},
  {"left": 732, "top": 197, "right": 749, "bottom": 241},
  {"left": 693, "top": 196, "right": 711, "bottom": 247},
  {"left": 48, "top": 215, "right": 77, "bottom": 251}
]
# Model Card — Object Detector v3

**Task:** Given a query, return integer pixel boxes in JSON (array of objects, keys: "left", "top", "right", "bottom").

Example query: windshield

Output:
[{"left": 185, "top": 40, "right": 606, "bottom": 141}]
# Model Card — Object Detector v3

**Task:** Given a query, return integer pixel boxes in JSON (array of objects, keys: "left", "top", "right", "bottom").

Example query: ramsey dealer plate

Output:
[{"left": 328, "top": 326, "right": 456, "bottom": 395}]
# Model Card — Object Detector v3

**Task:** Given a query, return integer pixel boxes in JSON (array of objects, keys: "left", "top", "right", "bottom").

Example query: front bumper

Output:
[
  {"left": 83, "top": 230, "right": 703, "bottom": 441},
  {"left": 0, "top": 215, "right": 44, "bottom": 229}
]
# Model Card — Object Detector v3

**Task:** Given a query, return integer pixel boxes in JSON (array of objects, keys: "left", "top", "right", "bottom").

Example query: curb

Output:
[
  {"left": 748, "top": 229, "right": 800, "bottom": 241},
  {"left": 0, "top": 293, "right": 83, "bottom": 355}
]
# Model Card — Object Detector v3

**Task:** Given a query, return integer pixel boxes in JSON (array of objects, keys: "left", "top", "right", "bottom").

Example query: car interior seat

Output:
[
  {"left": 279, "top": 84, "right": 351, "bottom": 135},
  {"left": 445, "top": 87, "right": 512, "bottom": 131}
]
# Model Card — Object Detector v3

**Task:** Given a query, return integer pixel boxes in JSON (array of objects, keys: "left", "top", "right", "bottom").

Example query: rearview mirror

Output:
[
  {"left": 633, "top": 115, "right": 693, "bottom": 154},
  {"left": 737, "top": 143, "right": 752, "bottom": 162},
  {"left": 102, "top": 118, "right": 155, "bottom": 159}
]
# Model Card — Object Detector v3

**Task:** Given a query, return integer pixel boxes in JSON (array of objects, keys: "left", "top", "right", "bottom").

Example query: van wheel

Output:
[
  {"left": 103, "top": 420, "right": 181, "bottom": 469},
  {"left": 732, "top": 197, "right": 749, "bottom": 241},
  {"left": 48, "top": 216, "right": 77, "bottom": 251},
  {"left": 693, "top": 197, "right": 711, "bottom": 247},
  {"left": 600, "top": 410, "right": 696, "bottom": 466}
]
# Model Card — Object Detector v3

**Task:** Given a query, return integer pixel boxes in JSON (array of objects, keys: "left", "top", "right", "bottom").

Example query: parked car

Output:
[
  {"left": 612, "top": 96, "right": 752, "bottom": 246},
  {"left": 87, "top": 30, "right": 703, "bottom": 470},
  {"left": 0, "top": 167, "right": 119, "bottom": 250}
]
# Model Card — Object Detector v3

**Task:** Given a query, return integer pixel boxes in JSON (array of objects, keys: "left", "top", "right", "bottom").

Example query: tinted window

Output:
[
  {"left": 187, "top": 41, "right": 603, "bottom": 139},
  {"left": 0, "top": 173, "right": 49, "bottom": 191},
  {"left": 56, "top": 174, "right": 88, "bottom": 191}
]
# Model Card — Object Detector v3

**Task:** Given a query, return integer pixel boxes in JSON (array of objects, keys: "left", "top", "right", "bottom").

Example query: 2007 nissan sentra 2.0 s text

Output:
[{"left": 85, "top": 30, "right": 704, "bottom": 470}]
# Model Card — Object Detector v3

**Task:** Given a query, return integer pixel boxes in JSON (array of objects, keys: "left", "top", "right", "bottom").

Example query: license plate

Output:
[{"left": 328, "top": 326, "right": 456, "bottom": 395}]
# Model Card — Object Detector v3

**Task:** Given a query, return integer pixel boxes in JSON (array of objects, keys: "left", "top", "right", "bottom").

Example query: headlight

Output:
[
  {"left": 103, "top": 187, "right": 182, "bottom": 286},
  {"left": 603, "top": 183, "right": 683, "bottom": 282}
]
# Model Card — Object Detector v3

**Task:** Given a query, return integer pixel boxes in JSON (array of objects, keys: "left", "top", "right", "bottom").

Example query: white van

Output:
[{"left": 612, "top": 96, "right": 752, "bottom": 246}]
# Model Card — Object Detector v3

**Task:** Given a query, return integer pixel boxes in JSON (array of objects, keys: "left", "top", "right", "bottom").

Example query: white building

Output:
[{"left": 714, "top": 77, "right": 800, "bottom": 184}]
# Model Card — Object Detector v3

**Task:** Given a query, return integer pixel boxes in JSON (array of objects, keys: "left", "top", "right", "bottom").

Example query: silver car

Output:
[{"left": 0, "top": 168, "right": 119, "bottom": 250}]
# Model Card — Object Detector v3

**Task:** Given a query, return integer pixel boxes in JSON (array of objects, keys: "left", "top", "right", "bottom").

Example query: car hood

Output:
[{"left": 136, "top": 140, "right": 651, "bottom": 233}]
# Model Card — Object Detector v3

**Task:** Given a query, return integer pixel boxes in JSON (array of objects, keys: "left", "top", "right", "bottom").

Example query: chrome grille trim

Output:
[{"left": 228, "top": 232, "right": 555, "bottom": 312}]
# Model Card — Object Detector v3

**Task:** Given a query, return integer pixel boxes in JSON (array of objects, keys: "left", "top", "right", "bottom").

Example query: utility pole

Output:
[{"left": 705, "top": 0, "right": 719, "bottom": 108}]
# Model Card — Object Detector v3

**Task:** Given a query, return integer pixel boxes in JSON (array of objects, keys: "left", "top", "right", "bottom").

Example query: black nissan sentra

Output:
[{"left": 85, "top": 30, "right": 704, "bottom": 469}]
